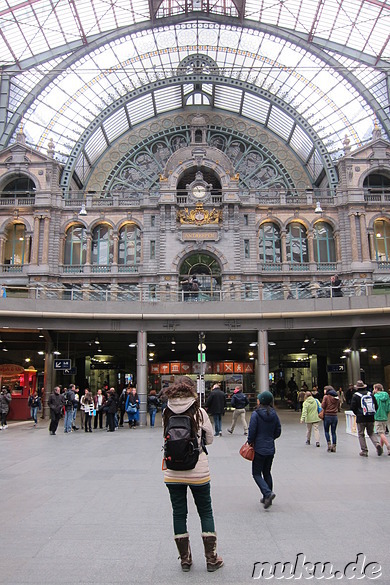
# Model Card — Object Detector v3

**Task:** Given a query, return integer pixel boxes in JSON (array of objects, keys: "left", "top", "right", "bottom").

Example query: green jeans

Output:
[{"left": 166, "top": 482, "right": 215, "bottom": 535}]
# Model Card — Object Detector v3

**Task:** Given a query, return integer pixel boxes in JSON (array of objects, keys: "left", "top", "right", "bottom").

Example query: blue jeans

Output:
[
  {"left": 324, "top": 414, "right": 338, "bottom": 444},
  {"left": 30, "top": 407, "right": 38, "bottom": 424},
  {"left": 213, "top": 413, "right": 222, "bottom": 435},
  {"left": 252, "top": 452, "right": 274, "bottom": 498},
  {"left": 166, "top": 482, "right": 215, "bottom": 535},
  {"left": 64, "top": 409, "right": 73, "bottom": 433},
  {"left": 149, "top": 407, "right": 157, "bottom": 427}
]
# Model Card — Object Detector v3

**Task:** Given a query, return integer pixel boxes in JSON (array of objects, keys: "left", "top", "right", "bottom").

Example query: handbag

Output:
[
  {"left": 239, "top": 442, "right": 255, "bottom": 461},
  {"left": 318, "top": 409, "right": 325, "bottom": 420}
]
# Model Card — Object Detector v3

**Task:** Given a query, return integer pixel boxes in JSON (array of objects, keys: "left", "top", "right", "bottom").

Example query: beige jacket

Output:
[{"left": 163, "top": 398, "right": 214, "bottom": 485}]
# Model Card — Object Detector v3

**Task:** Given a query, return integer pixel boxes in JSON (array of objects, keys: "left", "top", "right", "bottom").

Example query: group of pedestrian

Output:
[
  {"left": 300, "top": 379, "right": 390, "bottom": 457},
  {"left": 47, "top": 384, "right": 142, "bottom": 435}
]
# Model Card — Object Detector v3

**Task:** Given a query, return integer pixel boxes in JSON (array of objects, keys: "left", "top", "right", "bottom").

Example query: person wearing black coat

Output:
[
  {"left": 206, "top": 384, "right": 226, "bottom": 436},
  {"left": 350, "top": 380, "right": 382, "bottom": 457},
  {"left": 106, "top": 388, "right": 118, "bottom": 432},
  {"left": 48, "top": 386, "right": 64, "bottom": 435},
  {"left": 247, "top": 391, "right": 282, "bottom": 509},
  {"left": 227, "top": 386, "right": 249, "bottom": 435}
]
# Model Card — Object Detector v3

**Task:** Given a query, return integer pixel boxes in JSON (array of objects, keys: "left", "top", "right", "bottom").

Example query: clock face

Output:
[{"left": 192, "top": 184, "right": 207, "bottom": 199}]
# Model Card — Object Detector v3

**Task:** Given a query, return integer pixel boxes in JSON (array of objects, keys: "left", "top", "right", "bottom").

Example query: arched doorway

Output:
[{"left": 179, "top": 253, "right": 222, "bottom": 301}]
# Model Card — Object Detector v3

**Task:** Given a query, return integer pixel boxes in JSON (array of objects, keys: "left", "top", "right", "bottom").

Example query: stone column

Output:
[
  {"left": 31, "top": 216, "right": 41, "bottom": 265},
  {"left": 307, "top": 230, "right": 314, "bottom": 263},
  {"left": 349, "top": 213, "right": 359, "bottom": 262},
  {"left": 86, "top": 234, "right": 92, "bottom": 265},
  {"left": 113, "top": 233, "right": 119, "bottom": 266},
  {"left": 359, "top": 214, "right": 370, "bottom": 261},
  {"left": 281, "top": 229, "right": 287, "bottom": 263},
  {"left": 0, "top": 236, "right": 5, "bottom": 264},
  {"left": 334, "top": 230, "right": 341, "bottom": 263},
  {"left": 257, "top": 329, "right": 269, "bottom": 393},
  {"left": 137, "top": 330, "right": 148, "bottom": 426},
  {"left": 41, "top": 216, "right": 50, "bottom": 264}
]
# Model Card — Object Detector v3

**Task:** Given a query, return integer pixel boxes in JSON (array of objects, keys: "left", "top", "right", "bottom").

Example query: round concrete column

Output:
[
  {"left": 256, "top": 329, "right": 269, "bottom": 393},
  {"left": 137, "top": 330, "right": 148, "bottom": 426}
]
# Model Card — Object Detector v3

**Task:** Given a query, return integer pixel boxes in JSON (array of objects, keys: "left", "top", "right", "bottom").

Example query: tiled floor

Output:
[{"left": 0, "top": 410, "right": 388, "bottom": 584}]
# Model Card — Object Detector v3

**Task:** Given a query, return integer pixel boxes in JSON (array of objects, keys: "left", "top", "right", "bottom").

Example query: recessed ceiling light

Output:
[
  {"left": 249, "top": 342, "right": 257, "bottom": 347},
  {"left": 268, "top": 341, "right": 276, "bottom": 346},
  {"left": 343, "top": 348, "right": 351, "bottom": 353},
  {"left": 360, "top": 331, "right": 366, "bottom": 335},
  {"left": 372, "top": 354, "right": 378, "bottom": 360},
  {"left": 148, "top": 342, "right": 155, "bottom": 347},
  {"left": 304, "top": 337, "right": 309, "bottom": 343},
  {"left": 129, "top": 343, "right": 136, "bottom": 348},
  {"left": 360, "top": 348, "right": 367, "bottom": 352},
  {"left": 228, "top": 338, "right": 233, "bottom": 345}
]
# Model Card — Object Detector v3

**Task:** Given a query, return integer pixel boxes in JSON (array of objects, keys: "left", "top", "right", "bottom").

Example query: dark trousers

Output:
[
  {"left": 166, "top": 482, "right": 215, "bottom": 535},
  {"left": 84, "top": 413, "right": 92, "bottom": 432},
  {"left": 94, "top": 410, "right": 104, "bottom": 429},
  {"left": 49, "top": 411, "right": 61, "bottom": 434},
  {"left": 252, "top": 452, "right": 274, "bottom": 498},
  {"left": 107, "top": 412, "right": 115, "bottom": 432}
]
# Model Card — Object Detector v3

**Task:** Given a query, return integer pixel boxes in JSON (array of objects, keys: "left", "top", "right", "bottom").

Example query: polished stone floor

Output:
[{"left": 0, "top": 409, "right": 388, "bottom": 585}]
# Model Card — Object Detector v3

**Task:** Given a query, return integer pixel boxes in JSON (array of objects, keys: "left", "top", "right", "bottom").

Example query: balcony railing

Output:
[{"left": 1, "top": 280, "right": 388, "bottom": 302}]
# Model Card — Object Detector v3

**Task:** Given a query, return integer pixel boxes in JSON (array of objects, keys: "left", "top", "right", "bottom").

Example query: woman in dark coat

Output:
[{"left": 247, "top": 391, "right": 281, "bottom": 510}]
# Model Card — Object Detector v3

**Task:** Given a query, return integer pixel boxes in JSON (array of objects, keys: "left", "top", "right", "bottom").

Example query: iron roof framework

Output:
[{"left": 0, "top": 1, "right": 389, "bottom": 190}]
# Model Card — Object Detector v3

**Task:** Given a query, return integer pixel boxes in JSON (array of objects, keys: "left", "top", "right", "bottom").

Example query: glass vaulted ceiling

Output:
[{"left": 0, "top": 0, "right": 389, "bottom": 184}]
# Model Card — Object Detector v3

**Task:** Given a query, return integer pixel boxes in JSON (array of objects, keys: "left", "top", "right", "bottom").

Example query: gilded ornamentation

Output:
[{"left": 177, "top": 203, "right": 222, "bottom": 225}]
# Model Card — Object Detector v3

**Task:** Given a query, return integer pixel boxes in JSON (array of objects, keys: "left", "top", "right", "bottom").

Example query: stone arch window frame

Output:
[
  {"left": 361, "top": 169, "right": 390, "bottom": 190},
  {"left": 4, "top": 221, "right": 29, "bottom": 265},
  {"left": 258, "top": 220, "right": 282, "bottom": 264},
  {"left": 91, "top": 222, "right": 114, "bottom": 266},
  {"left": 118, "top": 221, "right": 142, "bottom": 267},
  {"left": 178, "top": 250, "right": 223, "bottom": 297},
  {"left": 0, "top": 172, "right": 37, "bottom": 199},
  {"left": 312, "top": 219, "right": 336, "bottom": 263},
  {"left": 286, "top": 220, "right": 309, "bottom": 264},
  {"left": 372, "top": 217, "right": 390, "bottom": 262},
  {"left": 64, "top": 222, "right": 88, "bottom": 266}
]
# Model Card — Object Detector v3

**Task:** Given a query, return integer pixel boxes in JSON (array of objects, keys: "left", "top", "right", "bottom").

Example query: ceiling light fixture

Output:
[
  {"left": 228, "top": 338, "right": 233, "bottom": 345},
  {"left": 304, "top": 337, "right": 309, "bottom": 343},
  {"left": 268, "top": 341, "right": 276, "bottom": 346},
  {"left": 148, "top": 342, "right": 155, "bottom": 347},
  {"left": 171, "top": 338, "right": 176, "bottom": 345},
  {"left": 360, "top": 348, "right": 367, "bottom": 352},
  {"left": 343, "top": 348, "right": 351, "bottom": 353},
  {"left": 249, "top": 342, "right": 257, "bottom": 347}
]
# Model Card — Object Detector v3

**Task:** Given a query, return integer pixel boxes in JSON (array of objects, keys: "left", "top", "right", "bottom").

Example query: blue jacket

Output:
[
  {"left": 231, "top": 391, "right": 248, "bottom": 409},
  {"left": 247, "top": 406, "right": 281, "bottom": 456}
]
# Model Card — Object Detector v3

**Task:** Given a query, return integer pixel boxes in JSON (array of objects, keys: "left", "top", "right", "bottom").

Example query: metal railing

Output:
[{"left": 0, "top": 281, "right": 388, "bottom": 302}]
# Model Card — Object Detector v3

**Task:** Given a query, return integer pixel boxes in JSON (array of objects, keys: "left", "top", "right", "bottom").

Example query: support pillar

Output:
[
  {"left": 31, "top": 216, "right": 40, "bottom": 265},
  {"left": 41, "top": 216, "right": 51, "bottom": 264},
  {"left": 42, "top": 340, "right": 54, "bottom": 420},
  {"left": 349, "top": 213, "right": 358, "bottom": 262},
  {"left": 359, "top": 213, "right": 370, "bottom": 261},
  {"left": 350, "top": 350, "right": 360, "bottom": 385},
  {"left": 257, "top": 329, "right": 269, "bottom": 393},
  {"left": 137, "top": 330, "right": 148, "bottom": 426}
]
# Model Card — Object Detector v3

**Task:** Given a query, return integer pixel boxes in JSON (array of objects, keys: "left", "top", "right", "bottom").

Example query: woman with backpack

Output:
[{"left": 162, "top": 377, "right": 223, "bottom": 573}]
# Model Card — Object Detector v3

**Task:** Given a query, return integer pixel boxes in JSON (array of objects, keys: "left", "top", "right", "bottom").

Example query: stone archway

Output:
[{"left": 179, "top": 252, "right": 222, "bottom": 300}]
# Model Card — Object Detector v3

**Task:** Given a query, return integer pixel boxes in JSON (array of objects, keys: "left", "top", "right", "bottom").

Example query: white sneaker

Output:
[
  {"left": 3, "top": 424, "right": 8, "bottom": 429},
  {"left": 0, "top": 426, "right": 3, "bottom": 430}
]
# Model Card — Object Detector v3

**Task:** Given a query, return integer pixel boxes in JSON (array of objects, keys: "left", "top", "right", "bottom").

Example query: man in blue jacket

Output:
[{"left": 227, "top": 386, "right": 249, "bottom": 435}]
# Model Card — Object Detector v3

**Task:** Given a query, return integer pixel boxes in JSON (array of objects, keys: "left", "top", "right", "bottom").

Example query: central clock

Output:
[{"left": 192, "top": 185, "right": 207, "bottom": 199}]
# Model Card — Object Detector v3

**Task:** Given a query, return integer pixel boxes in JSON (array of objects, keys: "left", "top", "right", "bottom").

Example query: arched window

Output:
[
  {"left": 286, "top": 222, "right": 308, "bottom": 263},
  {"left": 92, "top": 224, "right": 113, "bottom": 266},
  {"left": 118, "top": 224, "right": 141, "bottom": 266},
  {"left": 64, "top": 225, "right": 87, "bottom": 265},
  {"left": 363, "top": 173, "right": 390, "bottom": 192},
  {"left": 374, "top": 219, "right": 390, "bottom": 261},
  {"left": 313, "top": 222, "right": 336, "bottom": 263},
  {"left": 259, "top": 223, "right": 281, "bottom": 263},
  {"left": 2, "top": 176, "right": 36, "bottom": 197},
  {"left": 4, "top": 223, "right": 28, "bottom": 265}
]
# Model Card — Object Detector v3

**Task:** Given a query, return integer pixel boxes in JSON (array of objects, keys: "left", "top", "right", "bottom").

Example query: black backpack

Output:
[{"left": 163, "top": 415, "right": 200, "bottom": 471}]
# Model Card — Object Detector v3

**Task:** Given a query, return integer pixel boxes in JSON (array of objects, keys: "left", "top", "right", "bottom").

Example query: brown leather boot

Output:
[
  {"left": 201, "top": 532, "right": 224, "bottom": 572},
  {"left": 327, "top": 442, "right": 332, "bottom": 452},
  {"left": 174, "top": 533, "right": 192, "bottom": 572}
]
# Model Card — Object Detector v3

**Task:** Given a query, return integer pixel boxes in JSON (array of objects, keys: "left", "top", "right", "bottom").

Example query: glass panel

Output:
[
  {"left": 64, "top": 225, "right": 87, "bottom": 265},
  {"left": 313, "top": 221, "right": 336, "bottom": 263},
  {"left": 259, "top": 223, "right": 281, "bottom": 263},
  {"left": 118, "top": 224, "right": 141, "bottom": 265},
  {"left": 4, "top": 224, "right": 27, "bottom": 265},
  {"left": 374, "top": 220, "right": 390, "bottom": 261},
  {"left": 286, "top": 222, "right": 308, "bottom": 263},
  {"left": 92, "top": 225, "right": 113, "bottom": 265}
]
